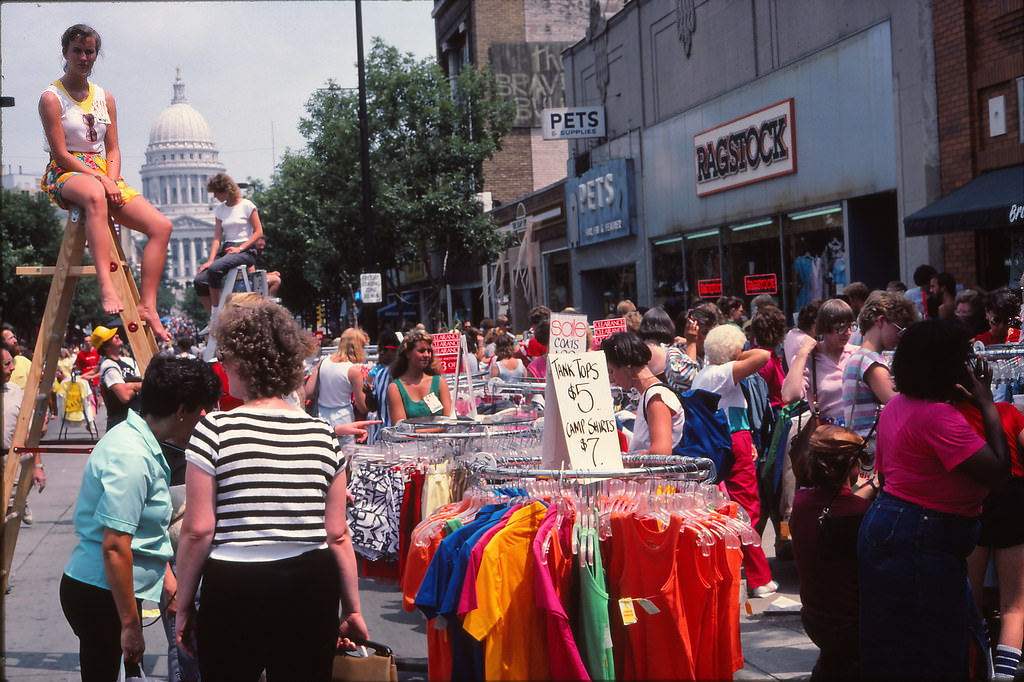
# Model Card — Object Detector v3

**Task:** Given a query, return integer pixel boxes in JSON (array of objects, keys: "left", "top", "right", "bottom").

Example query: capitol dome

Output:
[
  {"left": 135, "top": 69, "right": 226, "bottom": 289},
  {"left": 147, "top": 69, "right": 216, "bottom": 150}
]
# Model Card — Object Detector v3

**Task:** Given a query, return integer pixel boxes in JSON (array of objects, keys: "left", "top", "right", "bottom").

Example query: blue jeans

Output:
[{"left": 858, "top": 492, "right": 987, "bottom": 680}]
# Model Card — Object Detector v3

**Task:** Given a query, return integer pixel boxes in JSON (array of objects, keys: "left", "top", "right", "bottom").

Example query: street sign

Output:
[{"left": 360, "top": 273, "right": 382, "bottom": 304}]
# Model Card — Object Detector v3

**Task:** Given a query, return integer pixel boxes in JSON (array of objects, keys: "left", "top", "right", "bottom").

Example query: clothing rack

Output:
[
  {"left": 975, "top": 343, "right": 1024, "bottom": 360},
  {"left": 463, "top": 453, "right": 717, "bottom": 483}
]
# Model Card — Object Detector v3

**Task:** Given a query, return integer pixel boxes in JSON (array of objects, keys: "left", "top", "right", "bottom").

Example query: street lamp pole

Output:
[{"left": 355, "top": 0, "right": 374, "bottom": 267}]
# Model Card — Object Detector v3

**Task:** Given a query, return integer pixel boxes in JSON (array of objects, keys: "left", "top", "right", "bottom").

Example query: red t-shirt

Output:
[
  {"left": 973, "top": 328, "right": 1021, "bottom": 346},
  {"left": 876, "top": 394, "right": 989, "bottom": 516},
  {"left": 955, "top": 402, "right": 1024, "bottom": 478},
  {"left": 74, "top": 348, "right": 100, "bottom": 385},
  {"left": 210, "top": 361, "right": 244, "bottom": 411},
  {"left": 524, "top": 337, "right": 547, "bottom": 360}
]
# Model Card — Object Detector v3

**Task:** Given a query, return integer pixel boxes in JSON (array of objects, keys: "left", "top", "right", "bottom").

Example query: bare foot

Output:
[
  {"left": 99, "top": 282, "right": 125, "bottom": 315},
  {"left": 138, "top": 304, "right": 171, "bottom": 343}
]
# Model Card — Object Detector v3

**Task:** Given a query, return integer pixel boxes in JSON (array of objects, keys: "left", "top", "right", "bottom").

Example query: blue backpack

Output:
[
  {"left": 674, "top": 388, "right": 735, "bottom": 483},
  {"left": 643, "top": 384, "right": 734, "bottom": 483}
]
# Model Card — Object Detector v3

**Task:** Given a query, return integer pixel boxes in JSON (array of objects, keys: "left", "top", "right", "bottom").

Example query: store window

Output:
[
  {"left": 781, "top": 204, "right": 845, "bottom": 312},
  {"left": 545, "top": 250, "right": 572, "bottom": 312},
  {"left": 721, "top": 217, "right": 781, "bottom": 307},
  {"left": 581, "top": 264, "right": 637, "bottom": 317},
  {"left": 684, "top": 229, "right": 722, "bottom": 307},
  {"left": 651, "top": 237, "right": 686, "bottom": 319}
]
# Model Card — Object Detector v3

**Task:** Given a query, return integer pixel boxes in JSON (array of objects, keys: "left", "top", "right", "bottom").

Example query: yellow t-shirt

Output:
[
  {"left": 462, "top": 501, "right": 549, "bottom": 680},
  {"left": 10, "top": 355, "right": 31, "bottom": 389}
]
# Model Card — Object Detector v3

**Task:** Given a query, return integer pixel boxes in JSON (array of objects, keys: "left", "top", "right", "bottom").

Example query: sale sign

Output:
[
  {"left": 592, "top": 317, "right": 626, "bottom": 349},
  {"left": 698, "top": 278, "right": 723, "bottom": 298},
  {"left": 432, "top": 332, "right": 462, "bottom": 374},
  {"left": 744, "top": 273, "right": 778, "bottom": 295},
  {"left": 549, "top": 312, "right": 590, "bottom": 355}
]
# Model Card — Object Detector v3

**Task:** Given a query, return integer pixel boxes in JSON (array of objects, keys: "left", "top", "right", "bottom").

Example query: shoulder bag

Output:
[{"left": 788, "top": 348, "right": 819, "bottom": 487}]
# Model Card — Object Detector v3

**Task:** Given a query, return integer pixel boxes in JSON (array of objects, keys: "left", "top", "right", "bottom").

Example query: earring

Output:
[{"left": 178, "top": 417, "right": 184, "bottom": 422}]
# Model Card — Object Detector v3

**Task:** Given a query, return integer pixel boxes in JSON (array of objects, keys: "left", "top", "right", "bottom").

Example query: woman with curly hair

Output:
[
  {"left": 841, "top": 291, "right": 918, "bottom": 489},
  {"left": 193, "top": 172, "right": 264, "bottom": 314},
  {"left": 174, "top": 294, "right": 370, "bottom": 680},
  {"left": 387, "top": 329, "right": 452, "bottom": 422}
]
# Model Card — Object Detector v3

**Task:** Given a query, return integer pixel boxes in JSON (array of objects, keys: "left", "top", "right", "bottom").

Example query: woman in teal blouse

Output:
[
  {"left": 386, "top": 330, "right": 452, "bottom": 422},
  {"left": 60, "top": 355, "right": 220, "bottom": 681}
]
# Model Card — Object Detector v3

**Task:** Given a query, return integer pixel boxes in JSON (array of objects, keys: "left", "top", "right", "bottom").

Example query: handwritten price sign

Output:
[
  {"left": 548, "top": 351, "right": 624, "bottom": 471},
  {"left": 549, "top": 312, "right": 589, "bottom": 355}
]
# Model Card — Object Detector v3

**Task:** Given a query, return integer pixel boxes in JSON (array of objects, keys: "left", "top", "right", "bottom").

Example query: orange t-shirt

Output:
[
  {"left": 607, "top": 512, "right": 695, "bottom": 680},
  {"left": 462, "top": 502, "right": 550, "bottom": 680}
]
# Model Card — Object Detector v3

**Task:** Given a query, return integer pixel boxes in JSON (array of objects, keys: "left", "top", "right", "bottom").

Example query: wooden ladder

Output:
[{"left": 2, "top": 206, "right": 159, "bottom": 591}]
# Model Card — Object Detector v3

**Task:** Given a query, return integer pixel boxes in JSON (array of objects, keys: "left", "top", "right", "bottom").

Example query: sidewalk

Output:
[{"left": 3, "top": 418, "right": 816, "bottom": 680}]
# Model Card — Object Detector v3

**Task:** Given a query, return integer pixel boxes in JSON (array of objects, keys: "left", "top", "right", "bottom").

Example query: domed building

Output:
[{"left": 128, "top": 69, "right": 225, "bottom": 288}]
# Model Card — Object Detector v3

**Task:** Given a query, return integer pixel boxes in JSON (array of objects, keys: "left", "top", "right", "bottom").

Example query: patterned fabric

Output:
[
  {"left": 347, "top": 462, "right": 405, "bottom": 561},
  {"left": 665, "top": 345, "right": 701, "bottom": 395},
  {"left": 41, "top": 152, "right": 140, "bottom": 210}
]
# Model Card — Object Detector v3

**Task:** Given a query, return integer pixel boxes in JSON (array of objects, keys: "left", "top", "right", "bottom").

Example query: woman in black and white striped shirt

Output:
[{"left": 174, "top": 294, "right": 370, "bottom": 681}]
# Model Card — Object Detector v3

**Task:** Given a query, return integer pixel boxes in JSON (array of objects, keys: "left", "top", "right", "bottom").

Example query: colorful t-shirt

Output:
[
  {"left": 876, "top": 395, "right": 989, "bottom": 516},
  {"left": 841, "top": 347, "right": 888, "bottom": 438}
]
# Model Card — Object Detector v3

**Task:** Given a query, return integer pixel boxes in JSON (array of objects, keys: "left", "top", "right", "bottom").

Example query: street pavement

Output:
[{"left": 3, "top": 414, "right": 816, "bottom": 681}]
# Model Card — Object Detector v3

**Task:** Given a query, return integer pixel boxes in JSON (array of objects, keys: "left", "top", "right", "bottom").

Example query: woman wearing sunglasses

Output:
[
  {"left": 39, "top": 24, "right": 173, "bottom": 342},
  {"left": 840, "top": 290, "right": 918, "bottom": 491}
]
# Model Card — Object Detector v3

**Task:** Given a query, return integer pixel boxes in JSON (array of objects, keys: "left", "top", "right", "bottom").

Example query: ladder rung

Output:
[{"left": 16, "top": 265, "right": 98, "bottom": 276}]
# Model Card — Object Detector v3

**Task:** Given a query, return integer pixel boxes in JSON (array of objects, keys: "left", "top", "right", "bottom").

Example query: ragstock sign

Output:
[{"left": 694, "top": 99, "right": 796, "bottom": 197}]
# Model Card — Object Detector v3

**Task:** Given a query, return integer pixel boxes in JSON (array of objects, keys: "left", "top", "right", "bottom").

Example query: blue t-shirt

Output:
[{"left": 64, "top": 410, "right": 172, "bottom": 601}]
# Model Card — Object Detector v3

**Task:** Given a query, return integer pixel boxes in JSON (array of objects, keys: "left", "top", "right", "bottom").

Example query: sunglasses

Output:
[{"left": 82, "top": 113, "right": 97, "bottom": 142}]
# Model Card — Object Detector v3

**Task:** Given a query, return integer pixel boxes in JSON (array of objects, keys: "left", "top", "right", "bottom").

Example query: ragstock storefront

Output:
[{"left": 563, "top": 4, "right": 939, "bottom": 322}]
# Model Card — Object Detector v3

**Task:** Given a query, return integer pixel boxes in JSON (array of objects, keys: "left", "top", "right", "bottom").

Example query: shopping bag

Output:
[
  {"left": 117, "top": 655, "right": 148, "bottom": 682},
  {"left": 332, "top": 640, "right": 398, "bottom": 682}
]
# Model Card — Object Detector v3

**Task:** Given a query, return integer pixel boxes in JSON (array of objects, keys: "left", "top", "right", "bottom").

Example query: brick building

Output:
[
  {"left": 904, "top": 0, "right": 1024, "bottom": 292},
  {"left": 432, "top": 0, "right": 620, "bottom": 326}
]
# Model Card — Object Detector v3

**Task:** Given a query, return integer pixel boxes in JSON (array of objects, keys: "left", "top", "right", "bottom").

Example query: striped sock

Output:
[{"left": 994, "top": 644, "right": 1021, "bottom": 679}]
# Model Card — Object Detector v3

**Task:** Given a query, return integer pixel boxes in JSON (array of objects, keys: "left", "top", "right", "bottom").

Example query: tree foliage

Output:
[{"left": 253, "top": 40, "right": 515, "bottom": 322}]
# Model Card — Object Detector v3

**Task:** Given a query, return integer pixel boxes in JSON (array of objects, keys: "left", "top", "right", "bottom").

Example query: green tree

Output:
[
  {"left": 254, "top": 39, "right": 514, "bottom": 321},
  {"left": 180, "top": 286, "right": 210, "bottom": 329}
]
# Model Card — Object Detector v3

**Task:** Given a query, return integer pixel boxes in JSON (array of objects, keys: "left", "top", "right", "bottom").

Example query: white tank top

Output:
[
  {"left": 317, "top": 358, "right": 356, "bottom": 409},
  {"left": 42, "top": 81, "right": 109, "bottom": 155}
]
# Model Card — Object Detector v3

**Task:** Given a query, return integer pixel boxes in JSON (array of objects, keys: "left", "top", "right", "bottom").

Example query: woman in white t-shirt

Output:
[
  {"left": 692, "top": 324, "right": 776, "bottom": 596},
  {"left": 194, "top": 173, "right": 264, "bottom": 313},
  {"left": 601, "top": 331, "right": 685, "bottom": 456}
]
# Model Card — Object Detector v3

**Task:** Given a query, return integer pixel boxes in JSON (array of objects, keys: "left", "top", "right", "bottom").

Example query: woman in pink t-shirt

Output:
[{"left": 858, "top": 319, "right": 1010, "bottom": 681}]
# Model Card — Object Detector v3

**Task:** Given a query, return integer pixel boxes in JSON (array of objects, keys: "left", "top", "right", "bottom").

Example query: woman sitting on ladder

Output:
[
  {"left": 39, "top": 24, "right": 172, "bottom": 342},
  {"left": 194, "top": 173, "right": 264, "bottom": 314}
]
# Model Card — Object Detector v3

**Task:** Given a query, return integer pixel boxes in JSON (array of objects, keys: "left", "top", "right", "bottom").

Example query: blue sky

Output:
[{"left": 1, "top": 1, "right": 437, "bottom": 186}]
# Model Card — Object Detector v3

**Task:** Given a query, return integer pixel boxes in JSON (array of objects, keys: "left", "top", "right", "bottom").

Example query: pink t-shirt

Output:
[
  {"left": 801, "top": 344, "right": 857, "bottom": 421},
  {"left": 876, "top": 394, "right": 989, "bottom": 516}
]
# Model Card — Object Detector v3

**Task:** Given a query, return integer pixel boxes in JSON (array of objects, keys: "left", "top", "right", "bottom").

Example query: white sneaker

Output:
[
  {"left": 22, "top": 503, "right": 33, "bottom": 525},
  {"left": 749, "top": 580, "right": 778, "bottom": 598}
]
